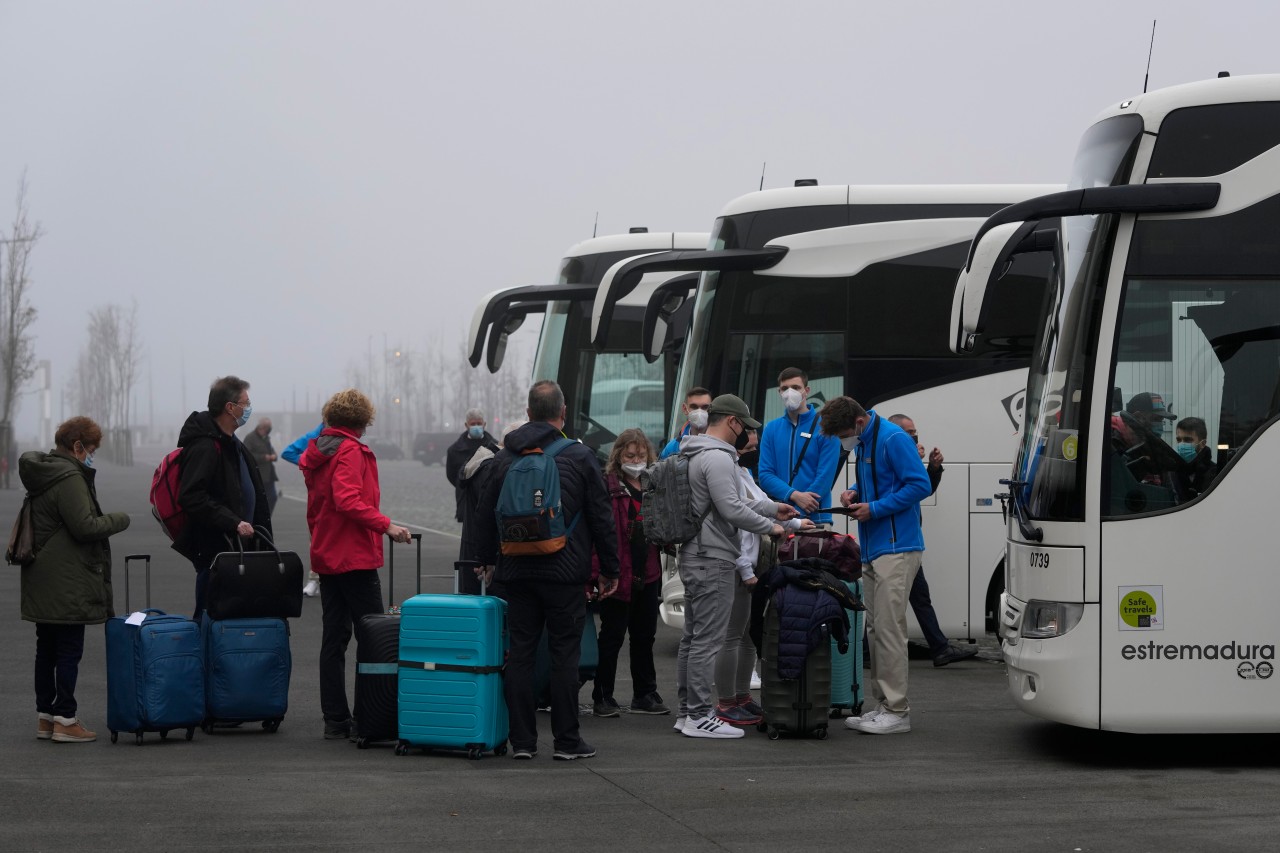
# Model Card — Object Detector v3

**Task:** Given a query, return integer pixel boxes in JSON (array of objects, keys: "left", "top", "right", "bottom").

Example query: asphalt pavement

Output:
[{"left": 1, "top": 453, "right": 1279, "bottom": 852}]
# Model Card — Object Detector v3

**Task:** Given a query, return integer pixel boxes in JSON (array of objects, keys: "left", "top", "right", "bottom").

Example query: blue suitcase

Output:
[
  {"left": 396, "top": 590, "right": 508, "bottom": 759},
  {"left": 106, "top": 555, "right": 204, "bottom": 745},
  {"left": 201, "top": 614, "right": 291, "bottom": 733},
  {"left": 829, "top": 579, "right": 864, "bottom": 717}
]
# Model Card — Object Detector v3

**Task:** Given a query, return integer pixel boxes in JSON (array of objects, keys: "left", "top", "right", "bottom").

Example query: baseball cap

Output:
[
  {"left": 708, "top": 394, "right": 761, "bottom": 429},
  {"left": 1126, "top": 392, "right": 1176, "bottom": 420}
]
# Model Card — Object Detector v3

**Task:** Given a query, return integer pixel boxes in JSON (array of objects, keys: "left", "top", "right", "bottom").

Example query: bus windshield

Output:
[{"left": 1015, "top": 115, "right": 1143, "bottom": 521}]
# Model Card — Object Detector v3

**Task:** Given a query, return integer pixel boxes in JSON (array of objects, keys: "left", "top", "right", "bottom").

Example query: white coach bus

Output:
[
  {"left": 468, "top": 230, "right": 707, "bottom": 461},
  {"left": 952, "top": 73, "right": 1280, "bottom": 732},
  {"left": 591, "top": 183, "right": 1060, "bottom": 630}
]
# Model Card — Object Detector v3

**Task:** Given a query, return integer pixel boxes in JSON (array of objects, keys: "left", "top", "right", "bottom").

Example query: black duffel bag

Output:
[{"left": 206, "top": 526, "right": 304, "bottom": 620}]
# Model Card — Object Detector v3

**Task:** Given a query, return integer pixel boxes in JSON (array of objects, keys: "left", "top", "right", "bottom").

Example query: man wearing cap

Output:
[
  {"left": 1126, "top": 392, "right": 1177, "bottom": 438},
  {"left": 674, "top": 394, "right": 797, "bottom": 739}
]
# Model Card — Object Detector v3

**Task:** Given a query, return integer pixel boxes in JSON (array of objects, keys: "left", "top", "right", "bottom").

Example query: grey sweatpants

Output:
[{"left": 675, "top": 554, "right": 737, "bottom": 720}]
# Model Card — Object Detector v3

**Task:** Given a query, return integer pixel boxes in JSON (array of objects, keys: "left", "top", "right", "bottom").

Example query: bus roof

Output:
[
  {"left": 1091, "top": 73, "right": 1280, "bottom": 129},
  {"left": 717, "top": 184, "right": 1064, "bottom": 217},
  {"left": 560, "top": 231, "right": 708, "bottom": 257}
]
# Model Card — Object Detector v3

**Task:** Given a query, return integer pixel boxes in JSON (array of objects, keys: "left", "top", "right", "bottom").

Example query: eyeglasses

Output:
[{"left": 231, "top": 400, "right": 250, "bottom": 410}]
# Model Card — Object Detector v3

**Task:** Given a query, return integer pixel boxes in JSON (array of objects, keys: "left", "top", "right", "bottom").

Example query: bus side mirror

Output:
[{"left": 950, "top": 221, "right": 1027, "bottom": 353}]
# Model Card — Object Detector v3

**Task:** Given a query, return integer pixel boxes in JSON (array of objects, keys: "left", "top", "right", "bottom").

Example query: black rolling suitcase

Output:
[
  {"left": 758, "top": 603, "right": 833, "bottom": 740},
  {"left": 353, "top": 533, "right": 422, "bottom": 748}
]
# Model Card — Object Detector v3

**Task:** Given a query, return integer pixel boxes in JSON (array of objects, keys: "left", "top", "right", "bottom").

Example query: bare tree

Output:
[
  {"left": 69, "top": 303, "right": 144, "bottom": 464},
  {"left": 0, "top": 173, "right": 42, "bottom": 487}
]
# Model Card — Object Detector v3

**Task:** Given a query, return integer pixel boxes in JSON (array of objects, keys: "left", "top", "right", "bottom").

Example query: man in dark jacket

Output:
[
  {"left": 445, "top": 407, "right": 499, "bottom": 523},
  {"left": 242, "top": 417, "right": 280, "bottom": 515},
  {"left": 176, "top": 375, "right": 273, "bottom": 619},
  {"left": 474, "top": 381, "right": 619, "bottom": 761}
]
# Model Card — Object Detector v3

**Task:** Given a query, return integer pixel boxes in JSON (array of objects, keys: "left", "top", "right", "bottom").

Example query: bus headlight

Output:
[{"left": 1020, "top": 600, "right": 1084, "bottom": 639}]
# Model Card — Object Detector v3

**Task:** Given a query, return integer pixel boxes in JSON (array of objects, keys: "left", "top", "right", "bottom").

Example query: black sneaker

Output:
[
  {"left": 323, "top": 718, "right": 352, "bottom": 740},
  {"left": 629, "top": 693, "right": 670, "bottom": 715},
  {"left": 592, "top": 698, "right": 622, "bottom": 718},
  {"left": 552, "top": 740, "right": 597, "bottom": 761},
  {"left": 933, "top": 644, "right": 979, "bottom": 667},
  {"left": 512, "top": 746, "right": 538, "bottom": 760}
]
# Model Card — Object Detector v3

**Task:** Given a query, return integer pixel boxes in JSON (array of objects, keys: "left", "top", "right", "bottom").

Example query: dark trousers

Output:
[
  {"left": 319, "top": 570, "right": 384, "bottom": 723},
  {"left": 193, "top": 563, "right": 209, "bottom": 620},
  {"left": 909, "top": 567, "right": 949, "bottom": 657},
  {"left": 503, "top": 581, "right": 585, "bottom": 752},
  {"left": 592, "top": 579, "right": 660, "bottom": 703},
  {"left": 34, "top": 623, "right": 86, "bottom": 719}
]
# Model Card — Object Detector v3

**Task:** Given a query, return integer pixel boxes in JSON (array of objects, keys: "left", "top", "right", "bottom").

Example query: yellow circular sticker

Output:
[
  {"left": 1120, "top": 589, "right": 1158, "bottom": 628},
  {"left": 1062, "top": 434, "right": 1078, "bottom": 461}
]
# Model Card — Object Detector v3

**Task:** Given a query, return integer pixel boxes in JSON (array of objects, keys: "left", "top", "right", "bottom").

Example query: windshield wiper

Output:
[{"left": 998, "top": 478, "right": 1043, "bottom": 543}]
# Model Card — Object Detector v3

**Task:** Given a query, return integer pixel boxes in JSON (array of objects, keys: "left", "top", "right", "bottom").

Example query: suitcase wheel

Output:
[
  {"left": 356, "top": 737, "right": 370, "bottom": 750},
  {"left": 159, "top": 730, "right": 169, "bottom": 740},
  {"left": 394, "top": 741, "right": 410, "bottom": 757},
  {"left": 135, "top": 733, "right": 144, "bottom": 746},
  {"left": 852, "top": 701, "right": 863, "bottom": 717},
  {"left": 261, "top": 719, "right": 281, "bottom": 734},
  {"left": 186, "top": 728, "right": 195, "bottom": 741},
  {"left": 493, "top": 743, "right": 508, "bottom": 757},
  {"left": 828, "top": 709, "right": 843, "bottom": 719},
  {"left": 467, "top": 748, "right": 482, "bottom": 761},
  {"left": 767, "top": 727, "right": 781, "bottom": 741},
  {"left": 200, "top": 721, "right": 213, "bottom": 735},
  {"left": 110, "top": 731, "right": 118, "bottom": 744},
  {"left": 815, "top": 727, "right": 828, "bottom": 740},
  {"left": 755, "top": 722, "right": 768, "bottom": 734}
]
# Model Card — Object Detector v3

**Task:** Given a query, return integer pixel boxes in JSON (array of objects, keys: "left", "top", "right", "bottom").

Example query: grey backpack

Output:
[{"left": 639, "top": 445, "right": 730, "bottom": 548}]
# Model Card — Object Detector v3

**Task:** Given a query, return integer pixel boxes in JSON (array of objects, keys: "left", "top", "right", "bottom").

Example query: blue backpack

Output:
[{"left": 496, "top": 437, "right": 580, "bottom": 556}]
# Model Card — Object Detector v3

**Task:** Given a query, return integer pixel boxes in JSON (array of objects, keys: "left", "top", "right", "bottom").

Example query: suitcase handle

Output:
[
  {"left": 386, "top": 532, "right": 423, "bottom": 611},
  {"left": 454, "top": 560, "right": 486, "bottom": 596},
  {"left": 123, "top": 554, "right": 151, "bottom": 612}
]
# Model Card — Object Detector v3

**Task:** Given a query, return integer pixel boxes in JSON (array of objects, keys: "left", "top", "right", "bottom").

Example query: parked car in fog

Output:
[
  {"left": 364, "top": 439, "right": 404, "bottom": 460},
  {"left": 412, "top": 432, "right": 456, "bottom": 466}
]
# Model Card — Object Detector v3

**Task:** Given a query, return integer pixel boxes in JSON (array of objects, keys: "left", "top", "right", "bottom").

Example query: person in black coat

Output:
[
  {"left": 175, "top": 376, "right": 273, "bottom": 619},
  {"left": 445, "top": 408, "right": 499, "bottom": 523},
  {"left": 473, "top": 382, "right": 619, "bottom": 761}
]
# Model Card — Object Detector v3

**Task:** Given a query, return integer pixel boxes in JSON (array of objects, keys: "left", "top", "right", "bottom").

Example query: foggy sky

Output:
[{"left": 1, "top": 0, "right": 1276, "bottom": 440}]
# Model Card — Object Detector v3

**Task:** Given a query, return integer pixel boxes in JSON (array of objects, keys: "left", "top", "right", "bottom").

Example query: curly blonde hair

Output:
[
  {"left": 605, "top": 428, "right": 655, "bottom": 476},
  {"left": 322, "top": 389, "right": 376, "bottom": 430}
]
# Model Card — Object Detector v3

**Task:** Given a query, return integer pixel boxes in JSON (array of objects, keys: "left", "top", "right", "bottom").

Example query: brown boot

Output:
[
  {"left": 52, "top": 716, "right": 97, "bottom": 743},
  {"left": 37, "top": 713, "right": 54, "bottom": 740}
]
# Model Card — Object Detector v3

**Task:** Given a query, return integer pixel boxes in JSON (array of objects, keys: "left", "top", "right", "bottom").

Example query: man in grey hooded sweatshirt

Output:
[{"left": 675, "top": 394, "right": 797, "bottom": 739}]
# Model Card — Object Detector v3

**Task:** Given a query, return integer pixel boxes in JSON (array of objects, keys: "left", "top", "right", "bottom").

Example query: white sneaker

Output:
[
  {"left": 303, "top": 580, "right": 320, "bottom": 597},
  {"left": 843, "top": 706, "right": 884, "bottom": 731},
  {"left": 673, "top": 716, "right": 687, "bottom": 732},
  {"left": 750, "top": 667, "right": 762, "bottom": 690},
  {"left": 682, "top": 714, "right": 745, "bottom": 739},
  {"left": 854, "top": 710, "right": 911, "bottom": 735}
]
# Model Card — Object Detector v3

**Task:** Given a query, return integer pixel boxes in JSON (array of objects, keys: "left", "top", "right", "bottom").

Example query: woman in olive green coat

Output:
[{"left": 19, "top": 417, "right": 130, "bottom": 744}]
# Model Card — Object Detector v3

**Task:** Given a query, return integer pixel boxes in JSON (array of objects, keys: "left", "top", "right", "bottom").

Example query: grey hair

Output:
[{"left": 465, "top": 407, "right": 486, "bottom": 423}]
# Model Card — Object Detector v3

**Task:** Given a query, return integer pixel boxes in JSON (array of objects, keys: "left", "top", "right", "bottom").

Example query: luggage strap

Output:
[
  {"left": 357, "top": 662, "right": 398, "bottom": 675},
  {"left": 398, "top": 660, "right": 504, "bottom": 675}
]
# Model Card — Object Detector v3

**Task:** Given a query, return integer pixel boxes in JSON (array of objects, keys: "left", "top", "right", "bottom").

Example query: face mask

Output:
[
  {"left": 732, "top": 422, "right": 751, "bottom": 452},
  {"left": 687, "top": 409, "right": 709, "bottom": 431},
  {"left": 737, "top": 449, "right": 759, "bottom": 469},
  {"left": 780, "top": 388, "right": 803, "bottom": 413},
  {"left": 234, "top": 403, "right": 252, "bottom": 428},
  {"left": 83, "top": 452, "right": 94, "bottom": 468},
  {"left": 1176, "top": 442, "right": 1198, "bottom": 463},
  {"left": 621, "top": 462, "right": 646, "bottom": 479},
  {"left": 468, "top": 425, "right": 484, "bottom": 440},
  {"left": 840, "top": 434, "right": 859, "bottom": 452}
]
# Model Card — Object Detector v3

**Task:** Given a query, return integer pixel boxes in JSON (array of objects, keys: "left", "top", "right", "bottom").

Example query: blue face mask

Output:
[
  {"left": 235, "top": 403, "right": 252, "bottom": 428},
  {"left": 468, "top": 425, "right": 484, "bottom": 440},
  {"left": 1176, "top": 442, "right": 1198, "bottom": 463}
]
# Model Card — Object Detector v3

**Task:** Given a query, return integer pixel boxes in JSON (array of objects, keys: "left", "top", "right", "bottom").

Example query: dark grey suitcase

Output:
[{"left": 758, "top": 603, "right": 833, "bottom": 740}]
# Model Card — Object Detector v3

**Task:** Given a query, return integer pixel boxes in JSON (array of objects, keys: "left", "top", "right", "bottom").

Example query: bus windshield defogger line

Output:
[{"left": 1121, "top": 641, "right": 1276, "bottom": 661}]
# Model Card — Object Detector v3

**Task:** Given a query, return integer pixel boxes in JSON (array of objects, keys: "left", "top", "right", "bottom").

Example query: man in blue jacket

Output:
[
  {"left": 758, "top": 368, "right": 842, "bottom": 524},
  {"left": 659, "top": 386, "right": 712, "bottom": 459},
  {"left": 820, "top": 396, "right": 930, "bottom": 735}
]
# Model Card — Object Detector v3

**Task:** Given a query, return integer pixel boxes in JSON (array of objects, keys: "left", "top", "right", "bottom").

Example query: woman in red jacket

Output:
[
  {"left": 590, "top": 428, "right": 668, "bottom": 717},
  {"left": 299, "top": 389, "right": 411, "bottom": 740}
]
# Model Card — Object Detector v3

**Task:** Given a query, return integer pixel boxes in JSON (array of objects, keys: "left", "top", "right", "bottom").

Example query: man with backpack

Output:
[
  {"left": 173, "top": 376, "right": 273, "bottom": 618},
  {"left": 673, "top": 394, "right": 796, "bottom": 739},
  {"left": 474, "top": 380, "right": 619, "bottom": 761}
]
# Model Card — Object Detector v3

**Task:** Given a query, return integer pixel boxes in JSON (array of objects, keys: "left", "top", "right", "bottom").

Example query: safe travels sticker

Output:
[{"left": 1118, "top": 586, "right": 1163, "bottom": 631}]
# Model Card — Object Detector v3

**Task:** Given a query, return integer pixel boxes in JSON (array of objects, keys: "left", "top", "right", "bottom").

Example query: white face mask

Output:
[
  {"left": 780, "top": 388, "right": 803, "bottom": 413},
  {"left": 840, "top": 434, "right": 859, "bottom": 452},
  {"left": 687, "top": 409, "right": 709, "bottom": 431},
  {"left": 621, "top": 462, "right": 646, "bottom": 479}
]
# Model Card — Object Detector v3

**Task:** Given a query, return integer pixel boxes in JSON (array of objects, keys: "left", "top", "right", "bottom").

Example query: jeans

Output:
[
  {"left": 592, "top": 578, "right": 660, "bottom": 703},
  {"left": 675, "top": 555, "right": 737, "bottom": 720},
  {"left": 909, "top": 567, "right": 950, "bottom": 657},
  {"left": 319, "top": 570, "right": 384, "bottom": 723},
  {"left": 503, "top": 581, "right": 585, "bottom": 752},
  {"left": 864, "top": 551, "right": 922, "bottom": 715},
  {"left": 34, "top": 623, "right": 86, "bottom": 719}
]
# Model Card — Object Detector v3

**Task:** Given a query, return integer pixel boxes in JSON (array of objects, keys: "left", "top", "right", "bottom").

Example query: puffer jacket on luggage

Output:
[{"left": 18, "top": 450, "right": 131, "bottom": 624}]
